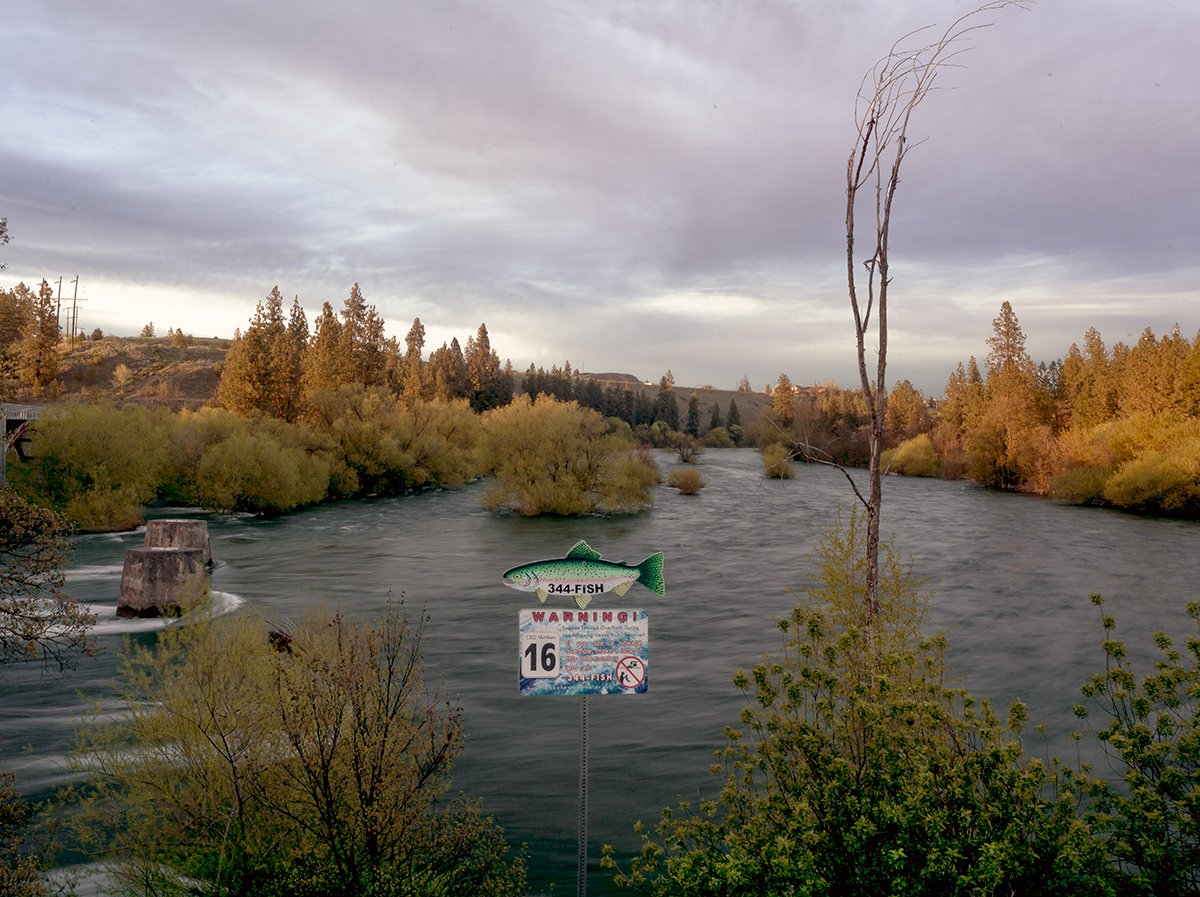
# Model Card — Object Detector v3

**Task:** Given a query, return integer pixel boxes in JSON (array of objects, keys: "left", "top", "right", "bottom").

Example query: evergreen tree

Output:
[
  {"left": 0, "top": 283, "right": 34, "bottom": 356},
  {"left": 216, "top": 287, "right": 297, "bottom": 419},
  {"left": 986, "top": 300, "right": 1028, "bottom": 375},
  {"left": 427, "top": 339, "right": 471, "bottom": 402},
  {"left": 685, "top": 393, "right": 701, "bottom": 437},
  {"left": 302, "top": 301, "right": 344, "bottom": 400},
  {"left": 654, "top": 371, "right": 679, "bottom": 429},
  {"left": 709, "top": 402, "right": 722, "bottom": 431},
  {"left": 884, "top": 380, "right": 930, "bottom": 442},
  {"left": 464, "top": 323, "right": 510, "bottom": 412},
  {"left": 401, "top": 317, "right": 429, "bottom": 403},
  {"left": 338, "top": 283, "right": 388, "bottom": 387},
  {"left": 18, "top": 280, "right": 60, "bottom": 394},
  {"left": 280, "top": 298, "right": 308, "bottom": 419},
  {"left": 634, "top": 390, "right": 655, "bottom": 427},
  {"left": 726, "top": 398, "right": 741, "bottom": 429},
  {"left": 772, "top": 373, "right": 796, "bottom": 428}
]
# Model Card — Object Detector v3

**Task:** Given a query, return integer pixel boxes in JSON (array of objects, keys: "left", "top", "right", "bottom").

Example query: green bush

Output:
[
  {"left": 478, "top": 395, "right": 658, "bottom": 515},
  {"left": 761, "top": 442, "right": 795, "bottom": 478},
  {"left": 701, "top": 426, "right": 734, "bottom": 448},
  {"left": 11, "top": 401, "right": 171, "bottom": 530},
  {"left": 165, "top": 407, "right": 329, "bottom": 514},
  {"left": 305, "top": 387, "right": 481, "bottom": 497},
  {"left": 605, "top": 512, "right": 1111, "bottom": 895},
  {"left": 1076, "top": 595, "right": 1200, "bottom": 893},
  {"left": 1102, "top": 441, "right": 1200, "bottom": 516},
  {"left": 881, "top": 432, "right": 939, "bottom": 477}
]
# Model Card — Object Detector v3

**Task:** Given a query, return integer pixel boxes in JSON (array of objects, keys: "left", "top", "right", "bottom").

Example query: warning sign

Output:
[{"left": 518, "top": 608, "right": 649, "bottom": 696}]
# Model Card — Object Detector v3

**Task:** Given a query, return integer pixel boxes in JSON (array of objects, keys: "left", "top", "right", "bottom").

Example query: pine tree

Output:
[
  {"left": 727, "top": 398, "right": 741, "bottom": 429},
  {"left": 772, "top": 373, "right": 796, "bottom": 428},
  {"left": 18, "top": 280, "right": 60, "bottom": 394},
  {"left": 709, "top": 402, "right": 723, "bottom": 431},
  {"left": 986, "top": 300, "right": 1029, "bottom": 376},
  {"left": 302, "top": 301, "right": 344, "bottom": 400},
  {"left": 884, "top": 380, "right": 930, "bottom": 441},
  {"left": 464, "top": 324, "right": 509, "bottom": 412},
  {"left": 401, "top": 317, "right": 429, "bottom": 403},
  {"left": 216, "top": 287, "right": 297, "bottom": 419},
  {"left": 0, "top": 283, "right": 35, "bottom": 355},
  {"left": 654, "top": 371, "right": 679, "bottom": 429},
  {"left": 338, "top": 284, "right": 388, "bottom": 387},
  {"left": 685, "top": 393, "right": 701, "bottom": 437}
]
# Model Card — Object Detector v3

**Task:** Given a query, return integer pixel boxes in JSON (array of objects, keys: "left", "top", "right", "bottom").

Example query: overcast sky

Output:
[{"left": 3, "top": 0, "right": 1196, "bottom": 394}]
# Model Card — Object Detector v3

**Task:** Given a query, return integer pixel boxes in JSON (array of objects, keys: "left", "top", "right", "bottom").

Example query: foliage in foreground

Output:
[
  {"left": 478, "top": 394, "right": 659, "bottom": 515},
  {"left": 1075, "top": 595, "right": 1200, "bottom": 895},
  {"left": 0, "top": 488, "right": 94, "bottom": 668},
  {"left": 605, "top": 512, "right": 1110, "bottom": 896},
  {"left": 0, "top": 770, "right": 54, "bottom": 897},
  {"left": 73, "top": 605, "right": 526, "bottom": 897}
]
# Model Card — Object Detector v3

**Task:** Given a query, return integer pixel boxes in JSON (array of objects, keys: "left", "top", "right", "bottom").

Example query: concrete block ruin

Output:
[{"left": 116, "top": 520, "right": 214, "bottom": 618}]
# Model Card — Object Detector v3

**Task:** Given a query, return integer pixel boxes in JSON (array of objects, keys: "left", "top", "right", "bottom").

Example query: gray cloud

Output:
[{"left": 3, "top": 0, "right": 1197, "bottom": 394}]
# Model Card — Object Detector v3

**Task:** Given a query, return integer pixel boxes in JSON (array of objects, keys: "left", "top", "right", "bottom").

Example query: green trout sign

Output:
[
  {"left": 501, "top": 539, "right": 665, "bottom": 609},
  {"left": 504, "top": 541, "right": 664, "bottom": 697}
]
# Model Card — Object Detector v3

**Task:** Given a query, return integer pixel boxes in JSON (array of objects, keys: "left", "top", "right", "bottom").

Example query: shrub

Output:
[
  {"left": 881, "top": 432, "right": 939, "bottom": 477},
  {"left": 605, "top": 512, "right": 1110, "bottom": 895},
  {"left": 666, "top": 466, "right": 706, "bottom": 495},
  {"left": 11, "top": 401, "right": 171, "bottom": 530},
  {"left": 306, "top": 387, "right": 481, "bottom": 498},
  {"left": 167, "top": 408, "right": 330, "bottom": 514},
  {"left": 1, "top": 769, "right": 52, "bottom": 897},
  {"left": 478, "top": 395, "right": 657, "bottom": 515},
  {"left": 73, "top": 605, "right": 527, "bottom": 897},
  {"left": 1103, "top": 441, "right": 1200, "bottom": 516},
  {"left": 671, "top": 433, "right": 702, "bottom": 463},
  {"left": 1076, "top": 595, "right": 1200, "bottom": 893},
  {"left": 761, "top": 442, "right": 795, "bottom": 478},
  {"left": 701, "top": 426, "right": 734, "bottom": 448}
]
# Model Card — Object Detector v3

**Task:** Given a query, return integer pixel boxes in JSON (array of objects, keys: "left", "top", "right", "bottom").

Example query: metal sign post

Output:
[
  {"left": 578, "top": 694, "right": 589, "bottom": 897},
  {"left": 504, "top": 542, "right": 664, "bottom": 897}
]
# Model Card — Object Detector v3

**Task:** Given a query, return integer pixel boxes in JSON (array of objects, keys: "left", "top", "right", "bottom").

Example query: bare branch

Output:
[{"left": 844, "top": 0, "right": 1028, "bottom": 643}]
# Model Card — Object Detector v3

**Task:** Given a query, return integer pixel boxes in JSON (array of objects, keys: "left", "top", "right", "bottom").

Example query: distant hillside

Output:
[{"left": 11, "top": 335, "right": 229, "bottom": 409}]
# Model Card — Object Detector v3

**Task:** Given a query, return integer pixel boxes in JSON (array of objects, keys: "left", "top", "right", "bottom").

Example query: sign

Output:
[
  {"left": 502, "top": 540, "right": 666, "bottom": 610},
  {"left": 518, "top": 608, "right": 649, "bottom": 696}
]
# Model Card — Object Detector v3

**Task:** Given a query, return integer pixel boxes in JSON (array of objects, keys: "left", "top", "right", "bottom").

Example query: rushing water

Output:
[{"left": 3, "top": 448, "right": 1198, "bottom": 895}]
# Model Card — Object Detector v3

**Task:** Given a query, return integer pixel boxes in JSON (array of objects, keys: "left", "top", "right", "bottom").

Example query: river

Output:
[{"left": 2, "top": 448, "right": 1198, "bottom": 895}]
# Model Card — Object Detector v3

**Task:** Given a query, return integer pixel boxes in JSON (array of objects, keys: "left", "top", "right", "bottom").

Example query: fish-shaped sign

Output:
[{"left": 502, "top": 540, "right": 665, "bottom": 609}]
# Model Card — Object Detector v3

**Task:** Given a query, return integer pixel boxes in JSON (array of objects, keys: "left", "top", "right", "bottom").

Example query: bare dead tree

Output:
[{"left": 804, "top": 1, "right": 1027, "bottom": 642}]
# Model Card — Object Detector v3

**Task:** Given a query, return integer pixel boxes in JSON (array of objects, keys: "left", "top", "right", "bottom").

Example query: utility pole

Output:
[{"left": 68, "top": 277, "right": 85, "bottom": 347}]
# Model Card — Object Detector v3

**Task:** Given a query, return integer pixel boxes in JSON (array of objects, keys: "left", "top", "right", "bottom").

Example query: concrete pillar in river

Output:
[
  {"left": 143, "top": 518, "right": 213, "bottom": 567},
  {"left": 117, "top": 547, "right": 208, "bottom": 618}
]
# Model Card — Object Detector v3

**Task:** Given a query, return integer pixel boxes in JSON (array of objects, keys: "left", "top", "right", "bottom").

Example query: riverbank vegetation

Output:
[
  {"left": 2, "top": 285, "right": 732, "bottom": 529},
  {"left": 756, "top": 301, "right": 1200, "bottom": 518}
]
